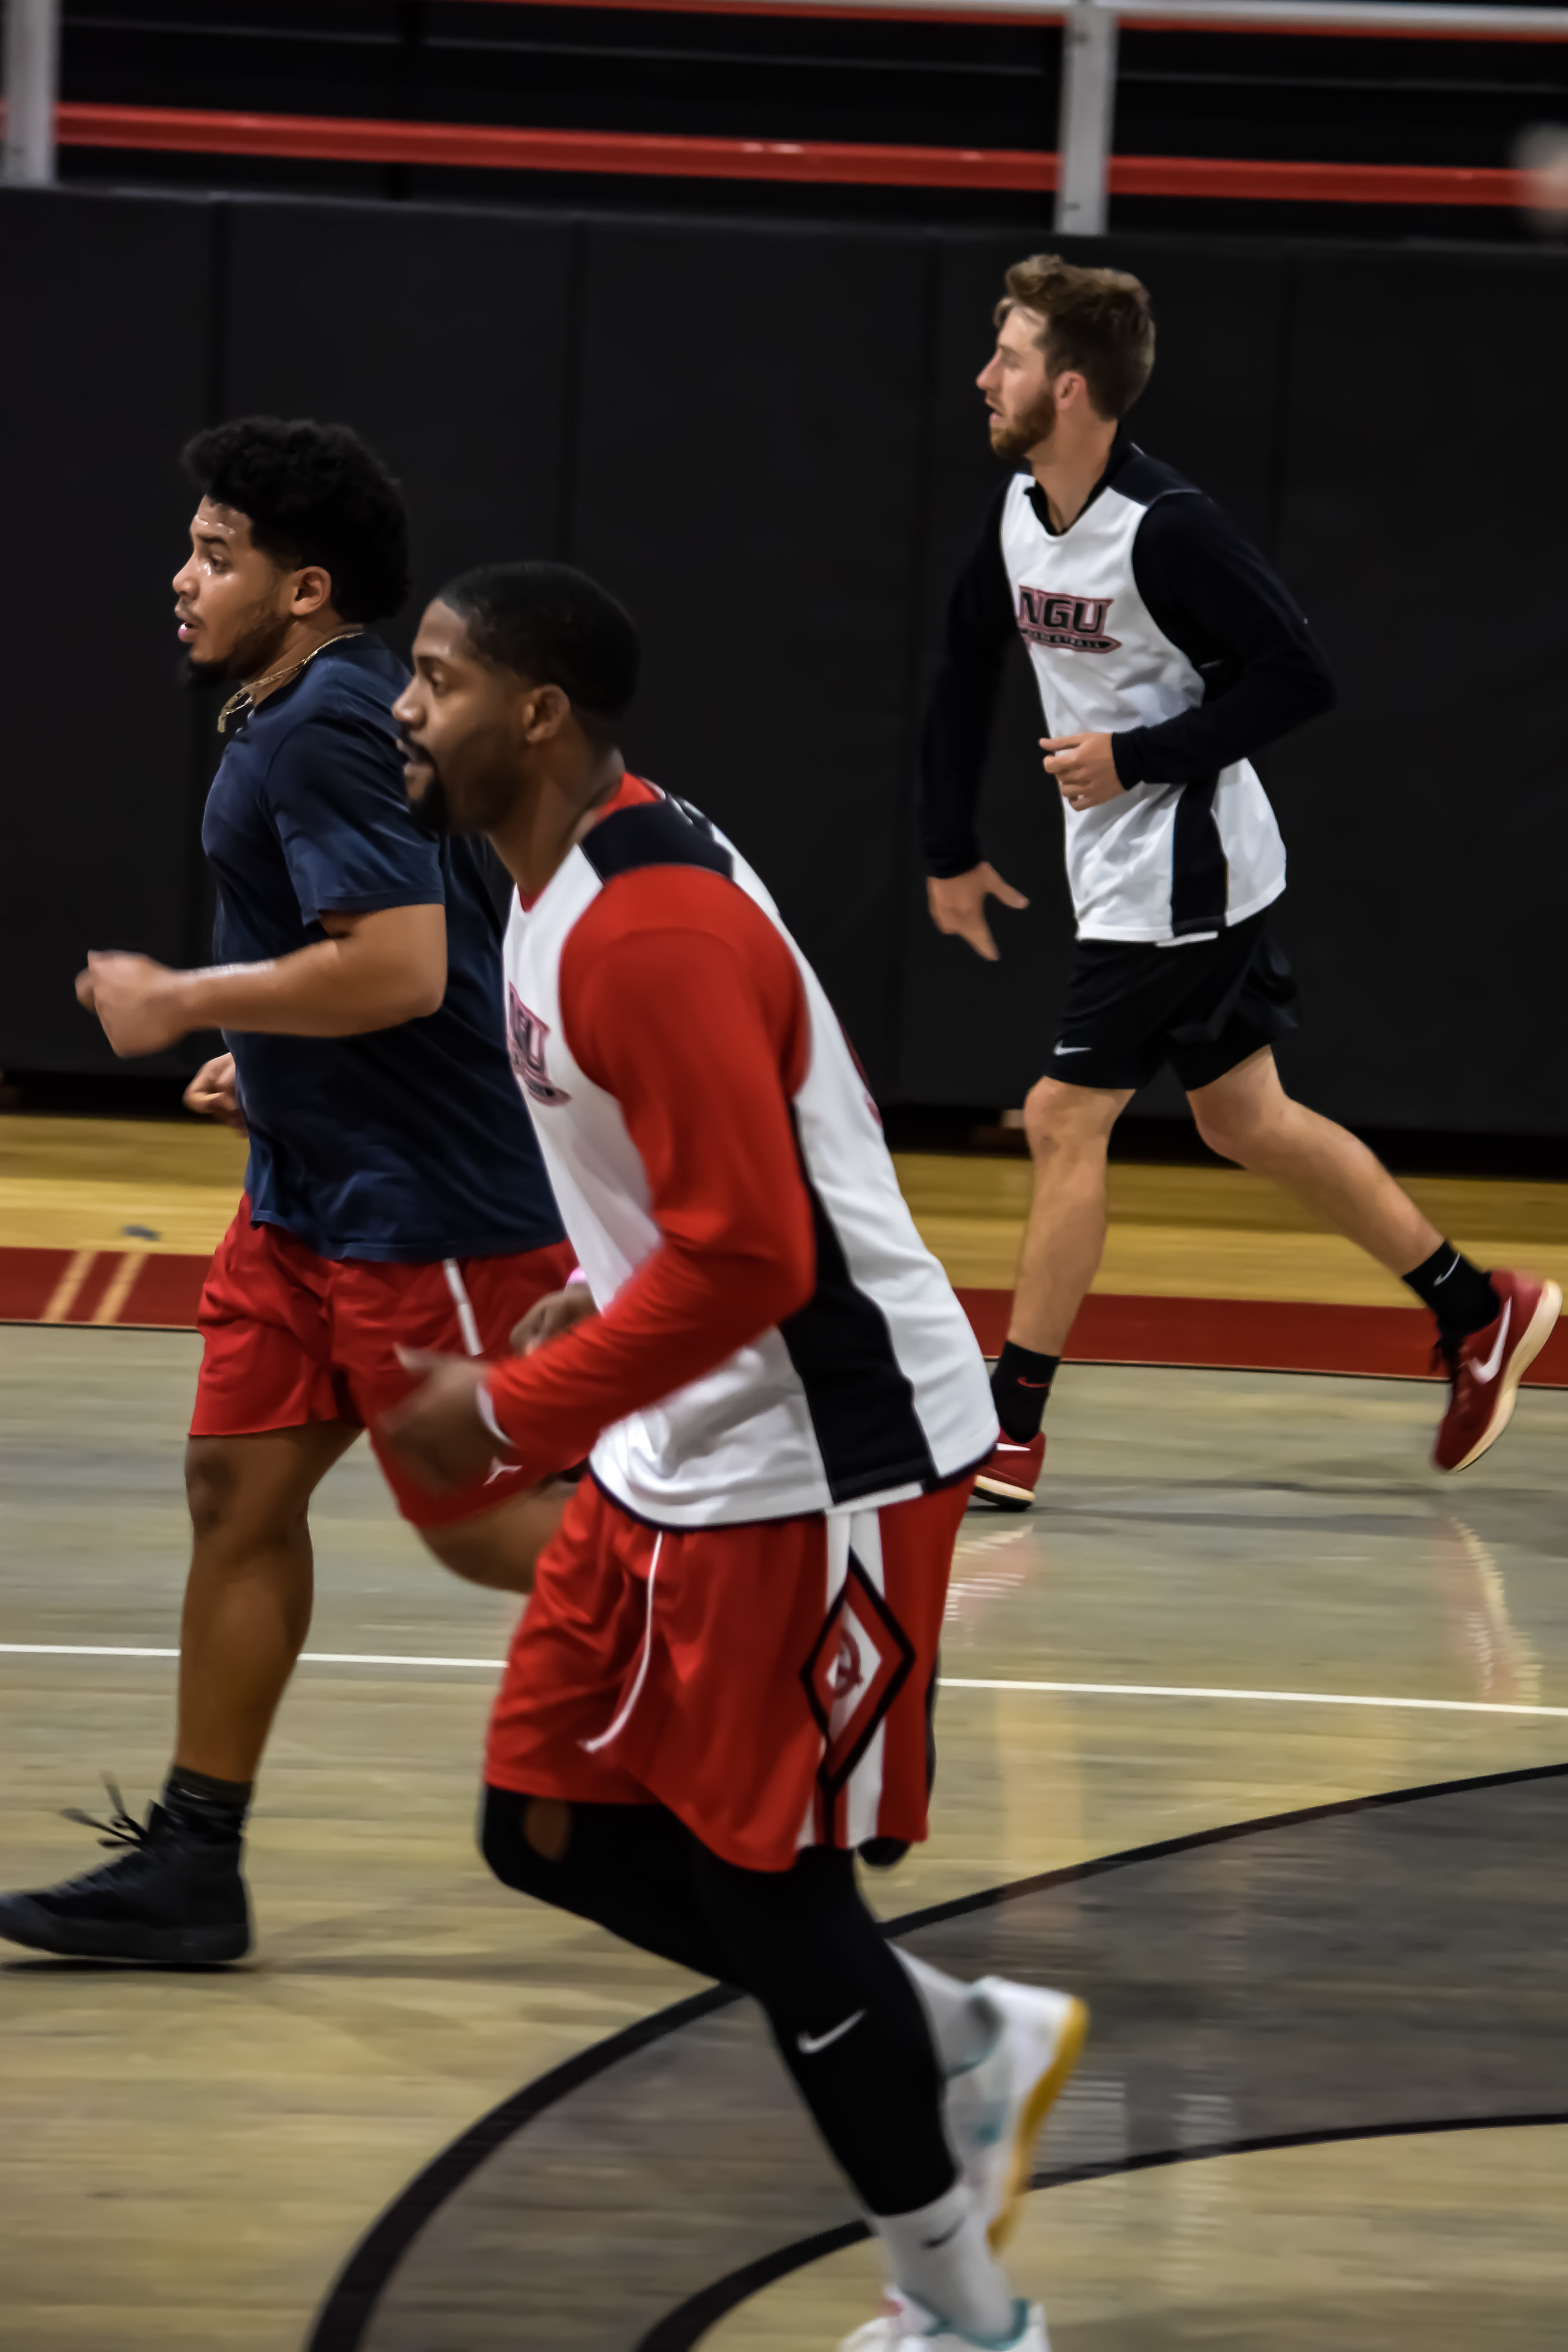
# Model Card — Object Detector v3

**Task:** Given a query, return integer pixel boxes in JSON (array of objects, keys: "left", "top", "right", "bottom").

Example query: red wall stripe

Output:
[{"left": 54, "top": 105, "right": 1531, "bottom": 203}]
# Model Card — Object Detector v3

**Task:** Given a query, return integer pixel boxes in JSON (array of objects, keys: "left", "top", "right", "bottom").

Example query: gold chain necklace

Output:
[{"left": 216, "top": 627, "right": 366, "bottom": 734}]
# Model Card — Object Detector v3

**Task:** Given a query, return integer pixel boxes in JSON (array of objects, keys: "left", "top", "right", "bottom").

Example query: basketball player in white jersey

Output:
[
  {"left": 923, "top": 254, "right": 1559, "bottom": 1507},
  {"left": 381, "top": 563, "right": 1088, "bottom": 2352}
]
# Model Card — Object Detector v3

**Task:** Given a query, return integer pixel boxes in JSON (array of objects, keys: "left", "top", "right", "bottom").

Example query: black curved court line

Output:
[
  {"left": 305, "top": 1982, "right": 742, "bottom": 2352},
  {"left": 304, "top": 1754, "right": 1568, "bottom": 2352},
  {"left": 635, "top": 2109, "right": 1568, "bottom": 2352}
]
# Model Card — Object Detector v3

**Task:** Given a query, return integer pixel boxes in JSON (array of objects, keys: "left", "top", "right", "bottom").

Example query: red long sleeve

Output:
[{"left": 484, "top": 866, "right": 817, "bottom": 1480}]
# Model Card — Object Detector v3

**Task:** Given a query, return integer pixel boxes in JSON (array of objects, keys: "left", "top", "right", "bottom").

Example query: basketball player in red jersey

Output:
[{"left": 383, "top": 563, "right": 1086, "bottom": 2352}]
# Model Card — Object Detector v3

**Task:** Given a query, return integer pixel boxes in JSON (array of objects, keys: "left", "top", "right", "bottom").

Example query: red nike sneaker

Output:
[
  {"left": 973, "top": 1431, "right": 1046, "bottom": 1509},
  {"left": 1433, "top": 1270, "right": 1562, "bottom": 1473}
]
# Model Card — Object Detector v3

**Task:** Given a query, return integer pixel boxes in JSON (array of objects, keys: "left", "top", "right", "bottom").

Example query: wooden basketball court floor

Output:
[{"left": 1, "top": 1115, "right": 1566, "bottom": 2350}]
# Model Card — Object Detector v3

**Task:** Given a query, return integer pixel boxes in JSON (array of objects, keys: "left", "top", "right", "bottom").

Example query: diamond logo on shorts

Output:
[
  {"left": 801, "top": 1554, "right": 916, "bottom": 1796},
  {"left": 507, "top": 984, "right": 571, "bottom": 1106}
]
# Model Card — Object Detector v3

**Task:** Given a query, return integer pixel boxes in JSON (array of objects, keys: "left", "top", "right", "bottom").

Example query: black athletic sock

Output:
[
  {"left": 1401, "top": 1243, "right": 1500, "bottom": 1343},
  {"left": 480, "top": 1789, "right": 956, "bottom": 2217},
  {"left": 162, "top": 1766, "right": 252, "bottom": 1842},
  {"left": 992, "top": 1341, "right": 1061, "bottom": 1443}
]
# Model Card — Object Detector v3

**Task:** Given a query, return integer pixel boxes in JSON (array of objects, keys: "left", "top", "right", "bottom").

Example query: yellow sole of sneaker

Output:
[{"left": 988, "top": 1994, "right": 1091, "bottom": 2252}]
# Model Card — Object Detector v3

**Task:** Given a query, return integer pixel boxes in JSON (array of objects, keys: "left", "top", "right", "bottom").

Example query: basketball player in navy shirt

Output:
[
  {"left": 0, "top": 420, "right": 572, "bottom": 1965},
  {"left": 923, "top": 256, "right": 1559, "bottom": 1506}
]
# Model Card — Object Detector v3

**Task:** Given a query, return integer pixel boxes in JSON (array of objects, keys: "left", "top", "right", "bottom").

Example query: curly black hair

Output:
[
  {"left": 180, "top": 416, "right": 411, "bottom": 622},
  {"left": 440, "top": 561, "right": 640, "bottom": 743}
]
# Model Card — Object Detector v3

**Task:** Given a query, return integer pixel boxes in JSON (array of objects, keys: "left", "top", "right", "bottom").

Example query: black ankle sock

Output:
[
  {"left": 991, "top": 1342, "right": 1061, "bottom": 1443},
  {"left": 163, "top": 1766, "right": 252, "bottom": 1837},
  {"left": 1401, "top": 1243, "right": 1500, "bottom": 1342}
]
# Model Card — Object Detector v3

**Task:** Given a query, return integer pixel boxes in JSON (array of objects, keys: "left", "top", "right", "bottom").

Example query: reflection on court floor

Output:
[
  {"left": 1, "top": 1328, "right": 1565, "bottom": 2351},
  {"left": 319, "top": 1766, "right": 1568, "bottom": 2350}
]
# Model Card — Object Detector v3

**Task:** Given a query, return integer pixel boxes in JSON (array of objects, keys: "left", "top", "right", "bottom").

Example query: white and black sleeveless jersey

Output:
[
  {"left": 921, "top": 431, "right": 1335, "bottom": 945},
  {"left": 501, "top": 783, "right": 996, "bottom": 1528}
]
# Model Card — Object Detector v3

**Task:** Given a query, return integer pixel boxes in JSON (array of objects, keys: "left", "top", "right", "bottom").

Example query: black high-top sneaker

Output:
[{"left": 0, "top": 1781, "right": 251, "bottom": 1965}]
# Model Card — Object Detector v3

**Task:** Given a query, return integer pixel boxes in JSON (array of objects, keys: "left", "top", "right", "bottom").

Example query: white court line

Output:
[
  {"left": 0, "top": 1644, "right": 501, "bottom": 1668},
  {"left": 2, "top": 1643, "right": 1567, "bottom": 1720},
  {"left": 940, "top": 1678, "right": 1568, "bottom": 1720}
]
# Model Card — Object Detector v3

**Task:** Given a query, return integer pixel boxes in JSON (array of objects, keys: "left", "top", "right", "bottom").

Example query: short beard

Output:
[
  {"left": 990, "top": 382, "right": 1059, "bottom": 464},
  {"left": 183, "top": 606, "right": 294, "bottom": 688},
  {"left": 407, "top": 770, "right": 452, "bottom": 839}
]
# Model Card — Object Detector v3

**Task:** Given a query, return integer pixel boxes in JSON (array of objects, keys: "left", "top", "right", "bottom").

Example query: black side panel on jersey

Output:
[
  {"left": 580, "top": 799, "right": 734, "bottom": 884},
  {"left": 780, "top": 1119, "right": 940, "bottom": 1506},
  {"left": 1170, "top": 776, "right": 1229, "bottom": 938}
]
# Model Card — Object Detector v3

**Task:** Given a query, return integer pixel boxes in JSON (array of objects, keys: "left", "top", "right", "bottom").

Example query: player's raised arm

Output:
[{"left": 78, "top": 900, "right": 447, "bottom": 1055}]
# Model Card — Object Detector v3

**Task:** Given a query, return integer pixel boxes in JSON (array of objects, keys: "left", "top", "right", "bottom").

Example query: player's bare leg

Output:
[
  {"left": 177, "top": 1424, "right": 359, "bottom": 1783},
  {"left": 976, "top": 1077, "right": 1130, "bottom": 1507},
  {"left": 1189, "top": 1047, "right": 1561, "bottom": 1470},
  {"left": 1185, "top": 1047, "right": 1439, "bottom": 1273},
  {"left": 1010, "top": 1077, "right": 1134, "bottom": 1351},
  {"left": 421, "top": 1478, "right": 573, "bottom": 1595}
]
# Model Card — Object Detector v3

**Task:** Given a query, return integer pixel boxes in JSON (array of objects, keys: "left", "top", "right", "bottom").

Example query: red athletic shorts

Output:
[
  {"left": 485, "top": 1472, "right": 973, "bottom": 1871},
  {"left": 191, "top": 1197, "right": 576, "bottom": 1529}
]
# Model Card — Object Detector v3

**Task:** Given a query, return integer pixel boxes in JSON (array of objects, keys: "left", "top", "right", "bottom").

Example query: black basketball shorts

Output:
[{"left": 1046, "top": 908, "right": 1299, "bottom": 1094}]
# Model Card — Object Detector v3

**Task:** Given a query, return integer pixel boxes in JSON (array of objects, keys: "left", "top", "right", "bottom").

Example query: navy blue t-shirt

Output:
[{"left": 200, "top": 633, "right": 564, "bottom": 1263}]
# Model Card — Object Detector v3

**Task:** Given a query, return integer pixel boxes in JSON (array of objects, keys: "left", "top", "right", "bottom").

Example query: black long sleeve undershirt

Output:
[{"left": 919, "top": 456, "right": 1337, "bottom": 879}]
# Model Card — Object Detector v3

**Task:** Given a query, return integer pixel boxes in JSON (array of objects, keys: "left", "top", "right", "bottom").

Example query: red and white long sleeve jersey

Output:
[{"left": 484, "top": 777, "right": 996, "bottom": 1528}]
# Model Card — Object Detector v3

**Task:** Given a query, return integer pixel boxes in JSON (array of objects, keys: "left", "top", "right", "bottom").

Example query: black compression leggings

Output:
[{"left": 480, "top": 1785, "right": 955, "bottom": 2217}]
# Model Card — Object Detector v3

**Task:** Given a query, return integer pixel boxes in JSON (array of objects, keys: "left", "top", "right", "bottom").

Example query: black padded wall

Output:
[
  {"left": 0, "top": 188, "right": 215, "bottom": 1075},
  {"left": 571, "top": 220, "right": 935, "bottom": 1081},
  {"left": 221, "top": 201, "right": 582, "bottom": 622},
  {"left": 1, "top": 185, "right": 1563, "bottom": 1135},
  {"left": 1264, "top": 245, "right": 1568, "bottom": 1137}
]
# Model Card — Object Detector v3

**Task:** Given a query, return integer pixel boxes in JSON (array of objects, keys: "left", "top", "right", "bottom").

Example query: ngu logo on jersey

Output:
[
  {"left": 507, "top": 983, "right": 571, "bottom": 1106},
  {"left": 1016, "top": 586, "right": 1122, "bottom": 654}
]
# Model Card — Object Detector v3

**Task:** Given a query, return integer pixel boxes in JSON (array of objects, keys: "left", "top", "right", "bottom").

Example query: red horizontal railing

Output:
[
  {"left": 455, "top": 0, "right": 1568, "bottom": 34},
  {"left": 55, "top": 102, "right": 1529, "bottom": 201},
  {"left": 458, "top": 0, "right": 1568, "bottom": 31}
]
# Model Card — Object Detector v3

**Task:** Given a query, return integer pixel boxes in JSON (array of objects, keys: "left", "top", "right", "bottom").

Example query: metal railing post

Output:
[
  {"left": 3, "top": 0, "right": 61, "bottom": 186},
  {"left": 1054, "top": 0, "right": 1118, "bottom": 235}
]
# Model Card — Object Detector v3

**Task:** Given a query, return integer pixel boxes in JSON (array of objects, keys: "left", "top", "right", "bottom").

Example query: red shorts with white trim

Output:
[
  {"left": 190, "top": 1198, "right": 576, "bottom": 1530},
  {"left": 484, "top": 1473, "right": 973, "bottom": 1872}
]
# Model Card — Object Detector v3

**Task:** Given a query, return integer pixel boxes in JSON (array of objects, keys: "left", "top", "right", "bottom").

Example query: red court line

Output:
[
  {"left": 59, "top": 1252, "right": 117, "bottom": 1325},
  {"left": 3, "top": 1248, "right": 1560, "bottom": 1384},
  {"left": 956, "top": 1286, "right": 1568, "bottom": 1387},
  {"left": 0, "top": 1248, "right": 203, "bottom": 1329},
  {"left": 53, "top": 105, "right": 1530, "bottom": 203},
  {"left": 120, "top": 1254, "right": 211, "bottom": 1328},
  {"left": 0, "top": 1249, "right": 76, "bottom": 1323}
]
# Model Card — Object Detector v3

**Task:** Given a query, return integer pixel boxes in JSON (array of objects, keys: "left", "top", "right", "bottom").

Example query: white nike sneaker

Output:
[
  {"left": 840, "top": 2290, "right": 1049, "bottom": 2350},
  {"left": 946, "top": 1979, "right": 1089, "bottom": 2249}
]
